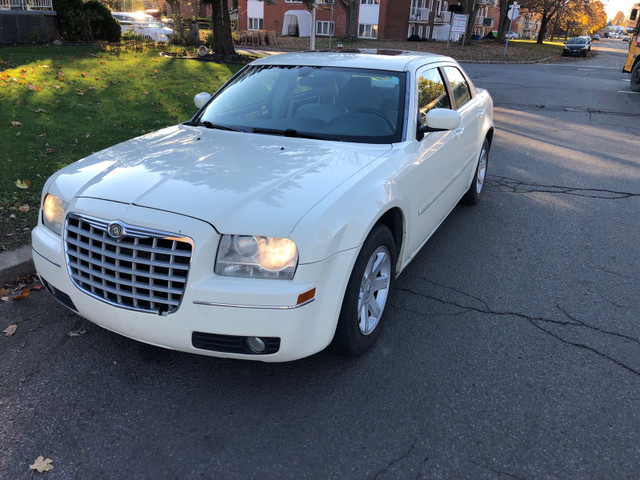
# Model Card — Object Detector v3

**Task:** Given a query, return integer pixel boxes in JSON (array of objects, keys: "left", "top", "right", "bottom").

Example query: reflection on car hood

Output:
[{"left": 54, "top": 125, "right": 392, "bottom": 236}]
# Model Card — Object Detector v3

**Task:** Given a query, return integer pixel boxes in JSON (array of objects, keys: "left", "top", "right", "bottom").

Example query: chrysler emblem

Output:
[{"left": 107, "top": 222, "right": 125, "bottom": 239}]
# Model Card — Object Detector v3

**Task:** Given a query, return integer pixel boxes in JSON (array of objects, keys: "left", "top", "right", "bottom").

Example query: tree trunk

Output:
[
  {"left": 337, "top": 0, "right": 358, "bottom": 39},
  {"left": 211, "top": 0, "right": 236, "bottom": 55},
  {"left": 536, "top": 11, "right": 551, "bottom": 44},
  {"left": 495, "top": 0, "right": 514, "bottom": 43},
  {"left": 463, "top": 2, "right": 480, "bottom": 45}
]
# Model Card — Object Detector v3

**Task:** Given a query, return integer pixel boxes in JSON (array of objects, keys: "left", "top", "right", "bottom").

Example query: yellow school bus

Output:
[{"left": 623, "top": 4, "right": 640, "bottom": 91}]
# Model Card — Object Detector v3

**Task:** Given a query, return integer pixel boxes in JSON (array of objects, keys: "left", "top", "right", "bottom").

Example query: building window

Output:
[
  {"left": 360, "top": 0, "right": 380, "bottom": 4},
  {"left": 316, "top": 21, "right": 335, "bottom": 36},
  {"left": 248, "top": 17, "right": 263, "bottom": 30},
  {"left": 285, "top": 0, "right": 303, "bottom": 2},
  {"left": 358, "top": 24, "right": 378, "bottom": 38}
]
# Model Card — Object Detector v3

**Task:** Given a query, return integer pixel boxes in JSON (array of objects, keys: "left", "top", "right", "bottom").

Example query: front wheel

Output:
[
  {"left": 462, "top": 138, "right": 489, "bottom": 205},
  {"left": 332, "top": 224, "right": 396, "bottom": 356},
  {"left": 631, "top": 62, "right": 640, "bottom": 92}
]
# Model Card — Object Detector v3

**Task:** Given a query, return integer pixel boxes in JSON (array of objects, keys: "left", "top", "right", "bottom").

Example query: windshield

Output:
[
  {"left": 195, "top": 65, "right": 406, "bottom": 144},
  {"left": 567, "top": 38, "right": 587, "bottom": 44}
]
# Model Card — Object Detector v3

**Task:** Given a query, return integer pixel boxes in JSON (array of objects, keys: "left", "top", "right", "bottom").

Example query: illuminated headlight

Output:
[
  {"left": 215, "top": 234, "right": 298, "bottom": 279},
  {"left": 42, "top": 193, "right": 67, "bottom": 235}
]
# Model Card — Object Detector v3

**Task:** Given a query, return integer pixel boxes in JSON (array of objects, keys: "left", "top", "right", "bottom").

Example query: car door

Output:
[
  {"left": 442, "top": 65, "right": 484, "bottom": 177},
  {"left": 402, "top": 65, "right": 466, "bottom": 261}
]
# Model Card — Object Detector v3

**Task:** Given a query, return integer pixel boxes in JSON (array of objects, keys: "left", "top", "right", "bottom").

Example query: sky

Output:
[{"left": 604, "top": 0, "right": 637, "bottom": 20}]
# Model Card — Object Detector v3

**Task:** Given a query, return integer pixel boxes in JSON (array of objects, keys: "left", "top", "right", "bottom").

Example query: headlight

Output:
[
  {"left": 42, "top": 193, "right": 67, "bottom": 235},
  {"left": 215, "top": 234, "right": 298, "bottom": 279}
]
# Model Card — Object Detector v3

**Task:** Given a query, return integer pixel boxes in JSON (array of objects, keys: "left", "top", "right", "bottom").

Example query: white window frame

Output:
[
  {"left": 360, "top": 0, "right": 380, "bottom": 4},
  {"left": 248, "top": 17, "right": 263, "bottom": 30},
  {"left": 358, "top": 23, "right": 378, "bottom": 38},
  {"left": 316, "top": 20, "right": 335, "bottom": 36}
]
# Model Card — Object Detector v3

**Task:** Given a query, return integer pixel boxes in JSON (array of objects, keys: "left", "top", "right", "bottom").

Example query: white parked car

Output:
[
  {"left": 32, "top": 51, "right": 494, "bottom": 362},
  {"left": 505, "top": 31, "right": 518, "bottom": 39},
  {"left": 112, "top": 12, "right": 173, "bottom": 43}
]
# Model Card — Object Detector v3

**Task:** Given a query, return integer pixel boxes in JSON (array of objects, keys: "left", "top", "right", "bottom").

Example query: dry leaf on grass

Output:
[
  {"left": 15, "top": 180, "right": 30, "bottom": 189},
  {"left": 3, "top": 324, "right": 17, "bottom": 336},
  {"left": 30, "top": 456, "right": 54, "bottom": 473},
  {"left": 11, "top": 121, "right": 22, "bottom": 126}
]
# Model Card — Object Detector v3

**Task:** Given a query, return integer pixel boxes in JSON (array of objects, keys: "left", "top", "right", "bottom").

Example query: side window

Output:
[
  {"left": 443, "top": 66, "right": 472, "bottom": 109},
  {"left": 417, "top": 67, "right": 450, "bottom": 124}
]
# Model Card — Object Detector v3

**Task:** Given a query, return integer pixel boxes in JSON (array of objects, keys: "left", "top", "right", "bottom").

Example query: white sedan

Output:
[{"left": 32, "top": 51, "right": 494, "bottom": 362}]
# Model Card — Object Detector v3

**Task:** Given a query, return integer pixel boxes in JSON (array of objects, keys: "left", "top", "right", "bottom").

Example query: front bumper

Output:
[{"left": 32, "top": 198, "right": 357, "bottom": 362}]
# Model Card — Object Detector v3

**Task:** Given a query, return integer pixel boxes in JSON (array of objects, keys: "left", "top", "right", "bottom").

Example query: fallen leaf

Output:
[
  {"left": 76, "top": 90, "right": 85, "bottom": 95},
  {"left": 15, "top": 180, "right": 30, "bottom": 189},
  {"left": 35, "top": 108, "right": 46, "bottom": 113},
  {"left": 68, "top": 329, "right": 87, "bottom": 337},
  {"left": 38, "top": 133, "right": 46, "bottom": 138},
  {"left": 11, "top": 121, "right": 22, "bottom": 126},
  {"left": 27, "top": 83, "right": 37, "bottom": 90},
  {"left": 18, "top": 205, "right": 30, "bottom": 212},
  {"left": 4, "top": 324, "right": 18, "bottom": 336},
  {"left": 30, "top": 456, "right": 54, "bottom": 473},
  {"left": 13, "top": 288, "right": 30, "bottom": 300},
  {"left": 45, "top": 148, "right": 55, "bottom": 155}
]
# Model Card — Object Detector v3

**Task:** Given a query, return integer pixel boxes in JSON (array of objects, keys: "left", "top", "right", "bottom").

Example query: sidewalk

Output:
[{"left": 1, "top": 244, "right": 34, "bottom": 284}]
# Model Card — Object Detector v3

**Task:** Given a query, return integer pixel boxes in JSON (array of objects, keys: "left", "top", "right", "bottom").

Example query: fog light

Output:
[{"left": 246, "top": 337, "right": 266, "bottom": 353}]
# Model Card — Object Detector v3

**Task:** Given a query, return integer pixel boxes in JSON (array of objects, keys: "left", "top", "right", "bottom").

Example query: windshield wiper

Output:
[
  {"left": 185, "top": 121, "right": 242, "bottom": 132},
  {"left": 252, "top": 127, "right": 342, "bottom": 141}
]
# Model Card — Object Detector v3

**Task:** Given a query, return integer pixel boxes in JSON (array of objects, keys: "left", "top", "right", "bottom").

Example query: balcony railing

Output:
[
  {"left": 474, "top": 15, "right": 484, "bottom": 26},
  {"left": 409, "top": 7, "right": 430, "bottom": 22},
  {"left": 433, "top": 11, "right": 451, "bottom": 23},
  {"left": 0, "top": 0, "right": 54, "bottom": 8}
]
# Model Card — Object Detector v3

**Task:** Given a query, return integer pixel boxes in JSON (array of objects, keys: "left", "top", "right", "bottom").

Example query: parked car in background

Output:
[
  {"left": 505, "top": 31, "right": 518, "bottom": 39},
  {"left": 32, "top": 50, "right": 494, "bottom": 362},
  {"left": 579, "top": 35, "right": 592, "bottom": 50},
  {"left": 593, "top": 34, "right": 600, "bottom": 40},
  {"left": 563, "top": 37, "right": 590, "bottom": 56},
  {"left": 111, "top": 12, "right": 173, "bottom": 42}
]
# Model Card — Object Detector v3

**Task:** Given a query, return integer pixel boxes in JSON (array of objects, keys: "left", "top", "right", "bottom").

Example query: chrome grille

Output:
[{"left": 65, "top": 213, "right": 193, "bottom": 314}]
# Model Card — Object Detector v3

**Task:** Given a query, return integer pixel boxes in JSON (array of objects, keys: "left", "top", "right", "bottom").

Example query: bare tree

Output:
[{"left": 201, "top": 0, "right": 236, "bottom": 55}]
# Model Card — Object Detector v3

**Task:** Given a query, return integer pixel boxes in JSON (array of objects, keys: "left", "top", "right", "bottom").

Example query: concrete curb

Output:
[{"left": 1, "top": 244, "right": 35, "bottom": 284}]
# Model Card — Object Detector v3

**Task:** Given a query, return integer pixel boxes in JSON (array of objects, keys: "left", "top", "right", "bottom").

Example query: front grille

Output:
[{"left": 65, "top": 213, "right": 193, "bottom": 314}]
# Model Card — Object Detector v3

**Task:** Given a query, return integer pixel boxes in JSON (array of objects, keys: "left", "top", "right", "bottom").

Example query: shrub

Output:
[
  {"left": 83, "top": 1, "right": 120, "bottom": 42},
  {"left": 52, "top": 0, "right": 120, "bottom": 42}
]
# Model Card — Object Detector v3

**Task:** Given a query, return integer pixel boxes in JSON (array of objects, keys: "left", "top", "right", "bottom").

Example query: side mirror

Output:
[
  {"left": 417, "top": 108, "right": 461, "bottom": 140},
  {"left": 194, "top": 92, "right": 212, "bottom": 109}
]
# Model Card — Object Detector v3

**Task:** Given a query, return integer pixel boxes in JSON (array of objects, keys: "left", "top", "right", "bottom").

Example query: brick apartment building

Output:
[
  {"left": 235, "top": 0, "right": 492, "bottom": 41},
  {"left": 170, "top": 0, "right": 534, "bottom": 43}
]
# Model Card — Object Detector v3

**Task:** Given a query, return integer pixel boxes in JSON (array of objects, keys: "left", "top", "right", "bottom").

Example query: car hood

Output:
[{"left": 53, "top": 125, "right": 392, "bottom": 237}]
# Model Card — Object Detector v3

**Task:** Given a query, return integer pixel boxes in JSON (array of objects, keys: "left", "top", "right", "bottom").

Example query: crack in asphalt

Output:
[
  {"left": 487, "top": 175, "right": 640, "bottom": 199},
  {"left": 495, "top": 103, "right": 640, "bottom": 118},
  {"left": 394, "top": 279, "right": 640, "bottom": 377},
  {"left": 469, "top": 460, "right": 527, "bottom": 480},
  {"left": 373, "top": 441, "right": 416, "bottom": 480}
]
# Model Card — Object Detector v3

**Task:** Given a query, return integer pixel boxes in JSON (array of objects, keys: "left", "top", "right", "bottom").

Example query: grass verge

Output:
[{"left": 0, "top": 45, "right": 244, "bottom": 251}]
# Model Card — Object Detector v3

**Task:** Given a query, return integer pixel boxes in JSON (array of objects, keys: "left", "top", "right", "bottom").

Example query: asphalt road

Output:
[{"left": 1, "top": 39, "right": 639, "bottom": 479}]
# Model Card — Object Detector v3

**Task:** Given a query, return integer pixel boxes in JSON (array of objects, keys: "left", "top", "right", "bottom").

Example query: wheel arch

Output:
[{"left": 374, "top": 207, "right": 405, "bottom": 276}]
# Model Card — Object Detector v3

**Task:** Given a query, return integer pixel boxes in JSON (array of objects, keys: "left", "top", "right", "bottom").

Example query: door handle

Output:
[
  {"left": 477, "top": 109, "right": 485, "bottom": 117},
  {"left": 454, "top": 128, "right": 464, "bottom": 138}
]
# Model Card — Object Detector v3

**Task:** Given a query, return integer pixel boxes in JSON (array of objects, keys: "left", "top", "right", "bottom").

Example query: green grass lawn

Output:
[{"left": 0, "top": 45, "right": 243, "bottom": 251}]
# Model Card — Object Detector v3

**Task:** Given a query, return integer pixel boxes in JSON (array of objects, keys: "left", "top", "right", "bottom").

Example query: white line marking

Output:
[{"left": 618, "top": 91, "right": 640, "bottom": 94}]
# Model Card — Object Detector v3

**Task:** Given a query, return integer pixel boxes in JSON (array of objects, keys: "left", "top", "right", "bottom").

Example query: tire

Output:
[
  {"left": 462, "top": 138, "right": 489, "bottom": 205},
  {"left": 332, "top": 224, "right": 396, "bottom": 356},
  {"left": 631, "top": 62, "right": 640, "bottom": 92}
]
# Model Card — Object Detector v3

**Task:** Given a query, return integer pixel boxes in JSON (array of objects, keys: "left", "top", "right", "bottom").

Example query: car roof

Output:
[{"left": 250, "top": 50, "right": 455, "bottom": 72}]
